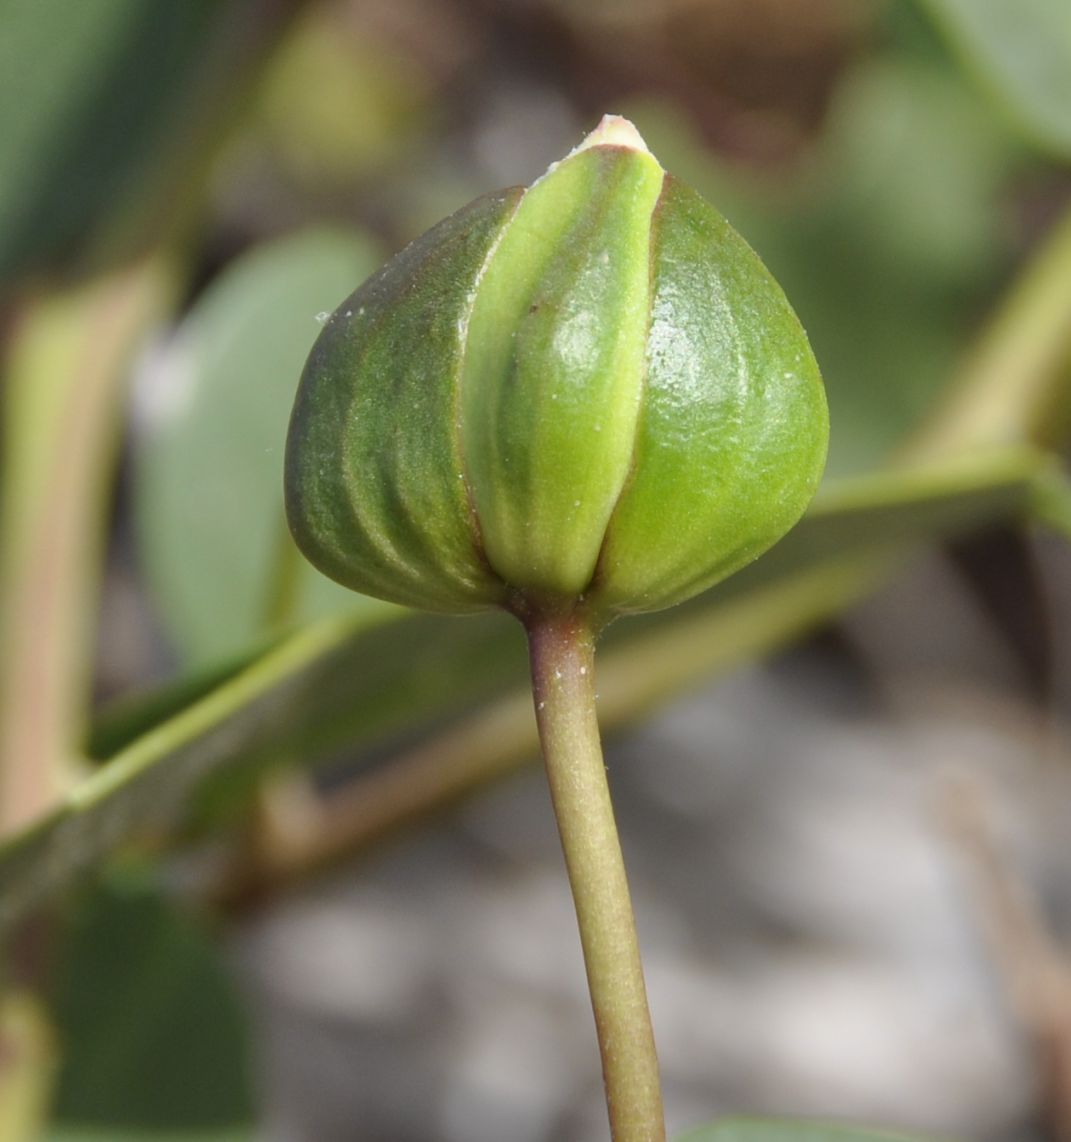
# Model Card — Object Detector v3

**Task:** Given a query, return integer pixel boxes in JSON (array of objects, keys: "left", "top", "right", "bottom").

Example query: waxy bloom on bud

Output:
[{"left": 285, "top": 116, "right": 828, "bottom": 622}]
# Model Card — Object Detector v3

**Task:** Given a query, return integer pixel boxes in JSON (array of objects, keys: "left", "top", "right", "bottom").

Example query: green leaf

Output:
[
  {"left": 86, "top": 648, "right": 263, "bottom": 763},
  {"left": 135, "top": 229, "right": 388, "bottom": 669},
  {"left": 0, "top": 447, "right": 1050, "bottom": 935},
  {"left": 914, "top": 0, "right": 1071, "bottom": 158},
  {"left": 47, "top": 872, "right": 253, "bottom": 1137},
  {"left": 676, "top": 1118, "right": 935, "bottom": 1142},
  {"left": 0, "top": 0, "right": 290, "bottom": 289}
]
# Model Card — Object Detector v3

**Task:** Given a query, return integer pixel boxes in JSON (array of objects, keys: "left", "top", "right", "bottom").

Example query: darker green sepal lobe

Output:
[{"left": 285, "top": 188, "right": 524, "bottom": 612}]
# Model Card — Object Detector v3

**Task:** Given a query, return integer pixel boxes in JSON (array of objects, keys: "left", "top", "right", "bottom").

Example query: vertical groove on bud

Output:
[
  {"left": 451, "top": 186, "right": 526, "bottom": 598},
  {"left": 594, "top": 175, "right": 828, "bottom": 613}
]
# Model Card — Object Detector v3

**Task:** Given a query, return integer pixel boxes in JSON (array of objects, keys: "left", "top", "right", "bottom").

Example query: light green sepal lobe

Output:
[
  {"left": 597, "top": 176, "right": 829, "bottom": 615},
  {"left": 460, "top": 145, "right": 665, "bottom": 601},
  {"left": 285, "top": 189, "right": 524, "bottom": 612}
]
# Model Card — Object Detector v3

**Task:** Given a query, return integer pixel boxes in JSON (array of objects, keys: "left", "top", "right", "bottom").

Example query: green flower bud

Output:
[{"left": 285, "top": 117, "right": 827, "bottom": 622}]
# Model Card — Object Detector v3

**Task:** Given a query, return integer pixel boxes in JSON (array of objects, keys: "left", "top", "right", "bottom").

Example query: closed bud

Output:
[{"left": 285, "top": 116, "right": 828, "bottom": 622}]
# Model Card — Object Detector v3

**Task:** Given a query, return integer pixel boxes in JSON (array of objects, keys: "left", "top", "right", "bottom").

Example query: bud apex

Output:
[{"left": 285, "top": 118, "right": 828, "bottom": 622}]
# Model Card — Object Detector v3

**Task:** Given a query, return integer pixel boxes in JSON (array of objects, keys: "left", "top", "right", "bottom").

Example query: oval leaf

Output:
[
  {"left": 135, "top": 228, "right": 389, "bottom": 668},
  {"left": 915, "top": 0, "right": 1071, "bottom": 157},
  {"left": 48, "top": 875, "right": 253, "bottom": 1137}
]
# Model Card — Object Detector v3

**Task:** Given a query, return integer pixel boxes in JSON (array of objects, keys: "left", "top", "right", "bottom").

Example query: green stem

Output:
[{"left": 526, "top": 610, "right": 665, "bottom": 1142}]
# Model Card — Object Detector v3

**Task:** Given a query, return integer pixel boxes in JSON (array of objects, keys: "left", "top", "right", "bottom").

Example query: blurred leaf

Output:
[
  {"left": 47, "top": 874, "right": 252, "bottom": 1137},
  {"left": 50, "top": 1132, "right": 249, "bottom": 1142},
  {"left": 1031, "top": 467, "right": 1071, "bottom": 540},
  {"left": 904, "top": 205, "right": 1071, "bottom": 459},
  {"left": 135, "top": 229, "right": 387, "bottom": 669},
  {"left": 913, "top": 0, "right": 1071, "bottom": 158},
  {"left": 676, "top": 1118, "right": 931, "bottom": 1142},
  {"left": 744, "top": 448, "right": 1047, "bottom": 588},
  {"left": 87, "top": 650, "right": 263, "bottom": 764},
  {"left": 0, "top": 447, "right": 1051, "bottom": 935},
  {"left": 633, "top": 54, "right": 1025, "bottom": 475},
  {"left": 0, "top": 0, "right": 295, "bottom": 290}
]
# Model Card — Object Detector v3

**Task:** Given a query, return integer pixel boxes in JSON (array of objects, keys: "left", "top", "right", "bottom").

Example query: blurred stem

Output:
[
  {"left": 940, "top": 773, "right": 1071, "bottom": 1142},
  {"left": 526, "top": 610, "right": 665, "bottom": 1142},
  {"left": 0, "top": 993, "right": 54, "bottom": 1140},
  {"left": 1032, "top": 470, "right": 1071, "bottom": 542},
  {"left": 903, "top": 201, "right": 1071, "bottom": 463},
  {"left": 0, "top": 257, "right": 172, "bottom": 836}
]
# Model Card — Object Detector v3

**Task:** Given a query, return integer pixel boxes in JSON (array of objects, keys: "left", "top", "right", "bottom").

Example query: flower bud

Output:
[{"left": 285, "top": 116, "right": 827, "bottom": 621}]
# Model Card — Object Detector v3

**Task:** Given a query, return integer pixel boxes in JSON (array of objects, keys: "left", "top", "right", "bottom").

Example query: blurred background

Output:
[{"left": 1, "top": 1, "right": 1071, "bottom": 1140}]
